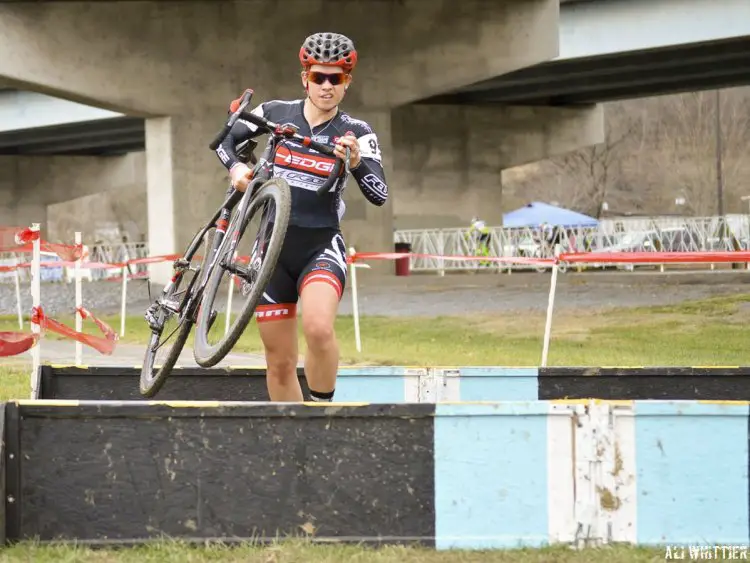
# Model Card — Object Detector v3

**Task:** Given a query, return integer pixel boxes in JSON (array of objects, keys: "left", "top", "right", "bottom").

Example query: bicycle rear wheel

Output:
[
  {"left": 193, "top": 178, "right": 291, "bottom": 367},
  {"left": 139, "top": 226, "right": 216, "bottom": 397}
]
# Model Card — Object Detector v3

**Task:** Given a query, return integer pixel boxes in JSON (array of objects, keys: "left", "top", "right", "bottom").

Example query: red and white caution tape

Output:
[
  {"left": 347, "top": 249, "right": 750, "bottom": 267},
  {"left": 0, "top": 306, "right": 118, "bottom": 358},
  {"left": 4, "top": 226, "right": 87, "bottom": 262},
  {"left": 559, "top": 250, "right": 750, "bottom": 264},
  {"left": 0, "top": 331, "right": 39, "bottom": 357},
  {"left": 348, "top": 251, "right": 555, "bottom": 266}
]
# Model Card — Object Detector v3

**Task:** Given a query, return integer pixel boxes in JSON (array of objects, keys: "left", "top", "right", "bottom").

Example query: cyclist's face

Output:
[{"left": 302, "top": 65, "right": 350, "bottom": 111}]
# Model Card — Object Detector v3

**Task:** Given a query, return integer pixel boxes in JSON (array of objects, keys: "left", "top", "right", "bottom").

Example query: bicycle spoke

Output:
[
  {"left": 193, "top": 179, "right": 291, "bottom": 367},
  {"left": 140, "top": 225, "right": 216, "bottom": 397}
]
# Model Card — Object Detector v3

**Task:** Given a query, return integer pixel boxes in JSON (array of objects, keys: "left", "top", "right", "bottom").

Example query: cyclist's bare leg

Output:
[
  {"left": 300, "top": 281, "right": 340, "bottom": 399},
  {"left": 257, "top": 314, "right": 303, "bottom": 401}
]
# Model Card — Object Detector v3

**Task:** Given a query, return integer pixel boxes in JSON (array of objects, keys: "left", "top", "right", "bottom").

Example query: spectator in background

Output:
[
  {"left": 467, "top": 216, "right": 492, "bottom": 267},
  {"left": 539, "top": 222, "right": 563, "bottom": 257}
]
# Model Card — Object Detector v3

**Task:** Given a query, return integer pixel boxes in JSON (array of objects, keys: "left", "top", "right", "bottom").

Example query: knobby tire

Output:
[
  {"left": 139, "top": 274, "right": 196, "bottom": 398},
  {"left": 139, "top": 224, "right": 217, "bottom": 397},
  {"left": 193, "top": 178, "right": 291, "bottom": 367}
]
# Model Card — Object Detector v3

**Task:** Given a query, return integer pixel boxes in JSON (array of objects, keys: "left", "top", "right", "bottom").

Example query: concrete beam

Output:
[
  {"left": 0, "top": 1, "right": 244, "bottom": 115},
  {"left": 0, "top": 90, "right": 124, "bottom": 133},
  {"left": 360, "top": 0, "right": 559, "bottom": 107},
  {"left": 5, "top": 0, "right": 750, "bottom": 135},
  {"left": 559, "top": 0, "right": 750, "bottom": 60}
]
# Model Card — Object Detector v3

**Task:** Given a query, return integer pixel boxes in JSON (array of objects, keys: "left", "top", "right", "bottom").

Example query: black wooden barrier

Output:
[
  {"left": 537, "top": 366, "right": 750, "bottom": 401},
  {"left": 36, "top": 365, "right": 311, "bottom": 401},
  {"left": 38, "top": 364, "right": 750, "bottom": 402},
  {"left": 3, "top": 401, "right": 436, "bottom": 546}
]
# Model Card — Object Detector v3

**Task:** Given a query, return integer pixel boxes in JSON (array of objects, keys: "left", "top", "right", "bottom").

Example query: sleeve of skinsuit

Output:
[
  {"left": 348, "top": 123, "right": 389, "bottom": 207},
  {"left": 215, "top": 103, "right": 268, "bottom": 173}
]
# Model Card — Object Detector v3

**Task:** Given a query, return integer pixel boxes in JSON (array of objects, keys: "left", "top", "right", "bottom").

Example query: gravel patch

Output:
[
  {"left": 0, "top": 277, "right": 156, "bottom": 318},
  {"left": 344, "top": 278, "right": 748, "bottom": 317},
  {"left": 2, "top": 270, "right": 749, "bottom": 319}
]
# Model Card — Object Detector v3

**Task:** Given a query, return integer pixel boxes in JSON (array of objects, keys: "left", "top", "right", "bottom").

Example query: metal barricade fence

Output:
[
  {"left": 3, "top": 214, "right": 749, "bottom": 282},
  {"left": 393, "top": 214, "right": 750, "bottom": 273}
]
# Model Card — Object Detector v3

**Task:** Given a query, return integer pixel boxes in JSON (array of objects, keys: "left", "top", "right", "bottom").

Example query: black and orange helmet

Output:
[{"left": 299, "top": 32, "right": 358, "bottom": 72}]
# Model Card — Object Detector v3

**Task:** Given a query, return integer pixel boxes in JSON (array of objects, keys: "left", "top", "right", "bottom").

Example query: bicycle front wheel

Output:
[
  {"left": 139, "top": 226, "right": 216, "bottom": 397},
  {"left": 193, "top": 178, "right": 291, "bottom": 367}
]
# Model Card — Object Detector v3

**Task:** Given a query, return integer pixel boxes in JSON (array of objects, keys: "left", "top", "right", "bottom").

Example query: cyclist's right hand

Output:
[{"left": 230, "top": 163, "right": 253, "bottom": 192}]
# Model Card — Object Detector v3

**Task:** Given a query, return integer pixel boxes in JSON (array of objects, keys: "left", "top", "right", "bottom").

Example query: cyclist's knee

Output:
[
  {"left": 303, "top": 316, "right": 335, "bottom": 349},
  {"left": 262, "top": 333, "right": 298, "bottom": 381},
  {"left": 299, "top": 278, "right": 340, "bottom": 350},
  {"left": 266, "top": 353, "right": 298, "bottom": 380},
  {"left": 258, "top": 313, "right": 298, "bottom": 373}
]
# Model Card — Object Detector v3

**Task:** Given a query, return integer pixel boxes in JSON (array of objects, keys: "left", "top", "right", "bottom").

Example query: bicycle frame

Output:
[{"left": 153, "top": 87, "right": 351, "bottom": 330}]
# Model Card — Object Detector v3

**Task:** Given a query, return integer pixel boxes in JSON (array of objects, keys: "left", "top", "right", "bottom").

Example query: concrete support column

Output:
[
  {"left": 145, "top": 107, "right": 233, "bottom": 284},
  {"left": 145, "top": 117, "right": 178, "bottom": 283},
  {"left": 391, "top": 103, "right": 604, "bottom": 229},
  {"left": 390, "top": 104, "right": 507, "bottom": 230},
  {"left": 0, "top": 153, "right": 148, "bottom": 242}
]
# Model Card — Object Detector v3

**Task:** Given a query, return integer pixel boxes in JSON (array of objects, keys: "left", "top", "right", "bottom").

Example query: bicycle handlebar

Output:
[
  {"left": 209, "top": 89, "right": 348, "bottom": 197},
  {"left": 208, "top": 89, "right": 254, "bottom": 151}
]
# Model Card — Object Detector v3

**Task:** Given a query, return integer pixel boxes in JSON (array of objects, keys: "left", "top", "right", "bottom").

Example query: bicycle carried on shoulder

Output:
[{"left": 139, "top": 88, "right": 351, "bottom": 398}]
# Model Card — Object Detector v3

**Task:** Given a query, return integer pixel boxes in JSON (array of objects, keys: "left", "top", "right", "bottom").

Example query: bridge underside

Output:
[
  {"left": 0, "top": 116, "right": 143, "bottom": 156},
  {"left": 423, "top": 37, "right": 750, "bottom": 106},
  {"left": 1, "top": 37, "right": 748, "bottom": 156}
]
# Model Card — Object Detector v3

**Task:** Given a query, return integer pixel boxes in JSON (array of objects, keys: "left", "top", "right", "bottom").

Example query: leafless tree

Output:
[
  {"left": 545, "top": 104, "right": 642, "bottom": 218},
  {"left": 644, "top": 89, "right": 750, "bottom": 215},
  {"left": 503, "top": 87, "right": 750, "bottom": 217}
]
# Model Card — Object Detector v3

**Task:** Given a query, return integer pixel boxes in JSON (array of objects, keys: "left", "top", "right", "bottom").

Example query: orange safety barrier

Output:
[
  {"left": 0, "top": 332, "right": 39, "bottom": 357},
  {"left": 559, "top": 250, "right": 750, "bottom": 264},
  {"left": 347, "top": 251, "right": 555, "bottom": 266},
  {"left": 0, "top": 226, "right": 86, "bottom": 262},
  {"left": 32, "top": 305, "right": 117, "bottom": 356}
]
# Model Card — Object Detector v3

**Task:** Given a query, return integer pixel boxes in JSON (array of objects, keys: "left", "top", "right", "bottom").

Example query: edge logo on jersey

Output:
[{"left": 275, "top": 146, "right": 337, "bottom": 176}]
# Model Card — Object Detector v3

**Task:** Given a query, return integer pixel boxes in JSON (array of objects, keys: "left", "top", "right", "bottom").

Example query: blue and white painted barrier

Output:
[
  {"left": 433, "top": 400, "right": 749, "bottom": 549},
  {"left": 333, "top": 366, "right": 539, "bottom": 402}
]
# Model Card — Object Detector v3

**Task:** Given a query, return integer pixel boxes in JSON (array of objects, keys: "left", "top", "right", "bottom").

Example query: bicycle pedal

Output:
[{"left": 144, "top": 305, "right": 162, "bottom": 332}]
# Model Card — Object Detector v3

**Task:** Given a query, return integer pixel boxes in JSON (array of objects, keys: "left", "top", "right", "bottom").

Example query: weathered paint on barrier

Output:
[
  {"left": 633, "top": 401, "right": 750, "bottom": 546},
  {"left": 4, "top": 398, "right": 750, "bottom": 548},
  {"left": 434, "top": 402, "right": 553, "bottom": 549},
  {"left": 38, "top": 364, "right": 750, "bottom": 402}
]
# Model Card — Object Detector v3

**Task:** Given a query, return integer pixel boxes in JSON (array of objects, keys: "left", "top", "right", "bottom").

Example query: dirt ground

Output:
[{"left": 2, "top": 268, "right": 750, "bottom": 318}]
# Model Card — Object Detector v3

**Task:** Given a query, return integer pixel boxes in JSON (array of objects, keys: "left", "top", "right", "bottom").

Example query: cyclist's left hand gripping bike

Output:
[{"left": 139, "top": 88, "right": 351, "bottom": 398}]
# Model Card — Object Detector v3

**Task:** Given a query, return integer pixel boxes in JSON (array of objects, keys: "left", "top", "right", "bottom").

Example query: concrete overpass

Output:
[
  {"left": 2, "top": 0, "right": 747, "bottom": 155},
  {"left": 427, "top": 0, "right": 750, "bottom": 106},
  {"left": 0, "top": 0, "right": 746, "bottom": 282}
]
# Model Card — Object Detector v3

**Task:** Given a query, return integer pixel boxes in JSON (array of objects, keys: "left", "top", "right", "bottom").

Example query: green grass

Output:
[
  {"left": 0, "top": 539, "right": 669, "bottom": 562},
  {"left": 0, "top": 295, "right": 741, "bottom": 560},
  {"left": 3, "top": 292, "right": 750, "bottom": 367}
]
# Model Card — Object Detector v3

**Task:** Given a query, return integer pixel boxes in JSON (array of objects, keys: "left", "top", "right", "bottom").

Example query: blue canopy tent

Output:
[{"left": 502, "top": 202, "right": 599, "bottom": 228}]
